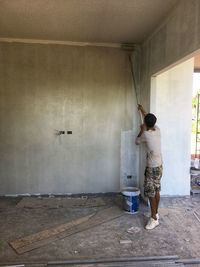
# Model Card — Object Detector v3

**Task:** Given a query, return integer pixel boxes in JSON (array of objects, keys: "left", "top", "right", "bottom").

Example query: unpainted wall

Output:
[
  {"left": 139, "top": 0, "right": 200, "bottom": 195},
  {"left": 141, "top": 0, "right": 200, "bottom": 107},
  {"left": 151, "top": 58, "right": 193, "bottom": 195},
  {"left": 0, "top": 42, "right": 137, "bottom": 195}
]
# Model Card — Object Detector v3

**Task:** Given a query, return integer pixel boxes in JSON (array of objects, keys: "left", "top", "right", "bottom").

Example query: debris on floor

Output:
[
  {"left": 190, "top": 168, "right": 200, "bottom": 194},
  {"left": 0, "top": 195, "right": 199, "bottom": 262},
  {"left": 193, "top": 210, "right": 200, "bottom": 223},
  {"left": 119, "top": 239, "right": 132, "bottom": 244},
  {"left": 127, "top": 226, "right": 141, "bottom": 234}
]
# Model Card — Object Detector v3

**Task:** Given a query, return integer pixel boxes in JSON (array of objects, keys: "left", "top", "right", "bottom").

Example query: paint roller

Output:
[{"left": 121, "top": 44, "right": 143, "bottom": 123}]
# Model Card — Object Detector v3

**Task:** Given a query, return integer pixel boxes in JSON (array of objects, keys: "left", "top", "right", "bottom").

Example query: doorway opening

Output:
[{"left": 191, "top": 54, "right": 200, "bottom": 194}]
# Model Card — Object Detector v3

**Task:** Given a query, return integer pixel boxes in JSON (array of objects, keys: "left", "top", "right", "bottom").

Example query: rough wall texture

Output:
[
  {"left": 141, "top": 0, "right": 200, "bottom": 108},
  {"left": 0, "top": 42, "right": 137, "bottom": 195},
  {"left": 139, "top": 0, "right": 200, "bottom": 196}
]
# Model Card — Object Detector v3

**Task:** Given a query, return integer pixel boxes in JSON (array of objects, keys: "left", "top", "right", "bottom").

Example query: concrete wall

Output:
[
  {"left": 139, "top": 0, "right": 200, "bottom": 196},
  {"left": 140, "top": 0, "right": 200, "bottom": 107},
  {"left": 151, "top": 58, "right": 193, "bottom": 195},
  {"left": 0, "top": 42, "right": 138, "bottom": 195}
]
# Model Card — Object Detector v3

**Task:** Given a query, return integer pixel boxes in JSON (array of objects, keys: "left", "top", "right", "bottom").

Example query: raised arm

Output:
[
  {"left": 135, "top": 124, "right": 146, "bottom": 145},
  {"left": 137, "top": 124, "right": 145, "bottom": 138},
  {"left": 138, "top": 104, "right": 147, "bottom": 118}
]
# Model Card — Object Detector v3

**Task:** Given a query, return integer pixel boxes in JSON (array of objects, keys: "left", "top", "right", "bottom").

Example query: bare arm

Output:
[
  {"left": 137, "top": 124, "right": 145, "bottom": 137},
  {"left": 135, "top": 124, "right": 145, "bottom": 145},
  {"left": 138, "top": 104, "right": 147, "bottom": 118}
]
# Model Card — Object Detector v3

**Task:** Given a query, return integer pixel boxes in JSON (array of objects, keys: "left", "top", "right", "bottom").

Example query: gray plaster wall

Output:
[
  {"left": 151, "top": 59, "right": 193, "bottom": 196},
  {"left": 140, "top": 0, "right": 200, "bottom": 108},
  {"left": 0, "top": 42, "right": 136, "bottom": 195},
  {"left": 139, "top": 0, "right": 200, "bottom": 195}
]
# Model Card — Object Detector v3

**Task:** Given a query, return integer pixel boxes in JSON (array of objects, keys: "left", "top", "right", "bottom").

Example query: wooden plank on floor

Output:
[
  {"left": 9, "top": 206, "right": 123, "bottom": 254},
  {"left": 9, "top": 213, "right": 94, "bottom": 254}
]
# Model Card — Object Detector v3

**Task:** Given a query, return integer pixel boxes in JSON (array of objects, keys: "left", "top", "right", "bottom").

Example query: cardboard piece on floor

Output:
[{"left": 9, "top": 206, "right": 123, "bottom": 254}]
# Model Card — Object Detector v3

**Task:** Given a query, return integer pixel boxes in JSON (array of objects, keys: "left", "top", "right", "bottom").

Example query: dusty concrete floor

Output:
[{"left": 0, "top": 195, "right": 200, "bottom": 263}]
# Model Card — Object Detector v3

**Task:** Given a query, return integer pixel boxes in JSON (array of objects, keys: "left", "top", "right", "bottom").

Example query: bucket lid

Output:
[{"left": 122, "top": 187, "right": 140, "bottom": 196}]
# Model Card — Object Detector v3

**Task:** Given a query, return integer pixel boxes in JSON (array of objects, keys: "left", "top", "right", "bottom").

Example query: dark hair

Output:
[{"left": 144, "top": 113, "right": 157, "bottom": 128}]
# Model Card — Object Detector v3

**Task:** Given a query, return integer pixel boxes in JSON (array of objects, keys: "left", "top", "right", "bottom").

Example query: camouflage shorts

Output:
[{"left": 144, "top": 165, "right": 163, "bottom": 198}]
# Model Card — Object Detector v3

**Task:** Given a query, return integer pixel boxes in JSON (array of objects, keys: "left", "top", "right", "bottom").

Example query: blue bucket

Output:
[{"left": 122, "top": 187, "right": 140, "bottom": 214}]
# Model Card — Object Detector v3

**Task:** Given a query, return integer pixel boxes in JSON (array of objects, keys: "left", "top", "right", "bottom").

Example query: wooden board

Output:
[
  {"left": 9, "top": 206, "right": 123, "bottom": 254},
  {"left": 9, "top": 213, "right": 94, "bottom": 254}
]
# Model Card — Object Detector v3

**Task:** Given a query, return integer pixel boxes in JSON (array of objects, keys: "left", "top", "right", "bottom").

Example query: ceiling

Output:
[{"left": 0, "top": 0, "right": 178, "bottom": 44}]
